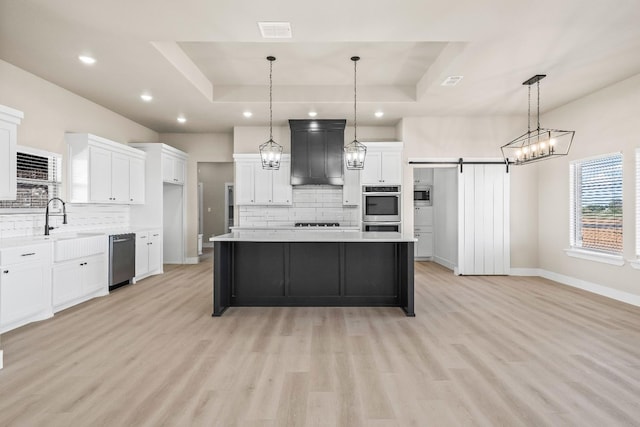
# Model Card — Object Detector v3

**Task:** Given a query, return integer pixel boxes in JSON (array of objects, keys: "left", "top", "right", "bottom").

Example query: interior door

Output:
[{"left": 457, "top": 163, "right": 510, "bottom": 275}]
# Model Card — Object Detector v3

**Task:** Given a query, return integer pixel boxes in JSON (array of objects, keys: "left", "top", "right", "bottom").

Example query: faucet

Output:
[{"left": 45, "top": 197, "right": 68, "bottom": 235}]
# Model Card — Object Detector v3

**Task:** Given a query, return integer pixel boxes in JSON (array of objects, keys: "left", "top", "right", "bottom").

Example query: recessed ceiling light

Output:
[
  {"left": 308, "top": 111, "right": 317, "bottom": 117},
  {"left": 257, "top": 22, "right": 292, "bottom": 39},
  {"left": 374, "top": 111, "right": 384, "bottom": 118},
  {"left": 243, "top": 111, "right": 253, "bottom": 118},
  {"left": 177, "top": 116, "right": 187, "bottom": 124},
  {"left": 78, "top": 55, "right": 96, "bottom": 65},
  {"left": 441, "top": 76, "right": 464, "bottom": 87},
  {"left": 140, "top": 93, "right": 153, "bottom": 102}
]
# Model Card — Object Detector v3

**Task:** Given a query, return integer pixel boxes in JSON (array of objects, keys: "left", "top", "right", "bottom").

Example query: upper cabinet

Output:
[
  {"left": 66, "top": 133, "right": 146, "bottom": 204},
  {"left": 0, "top": 105, "right": 24, "bottom": 201},
  {"left": 289, "top": 119, "right": 345, "bottom": 186},
  {"left": 342, "top": 167, "right": 360, "bottom": 206},
  {"left": 234, "top": 154, "right": 292, "bottom": 205},
  {"left": 361, "top": 142, "right": 403, "bottom": 185},
  {"left": 162, "top": 154, "right": 185, "bottom": 185}
]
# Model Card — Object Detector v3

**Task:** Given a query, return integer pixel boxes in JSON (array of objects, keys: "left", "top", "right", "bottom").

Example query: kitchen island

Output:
[{"left": 210, "top": 231, "right": 415, "bottom": 316}]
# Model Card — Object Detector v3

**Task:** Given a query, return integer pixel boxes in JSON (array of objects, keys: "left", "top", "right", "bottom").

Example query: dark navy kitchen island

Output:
[{"left": 211, "top": 231, "right": 415, "bottom": 317}]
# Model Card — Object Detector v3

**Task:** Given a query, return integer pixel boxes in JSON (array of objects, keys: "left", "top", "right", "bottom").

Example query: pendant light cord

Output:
[
  {"left": 353, "top": 58, "right": 357, "bottom": 141},
  {"left": 269, "top": 58, "right": 273, "bottom": 141},
  {"left": 527, "top": 84, "right": 531, "bottom": 135},
  {"left": 536, "top": 81, "right": 540, "bottom": 131}
]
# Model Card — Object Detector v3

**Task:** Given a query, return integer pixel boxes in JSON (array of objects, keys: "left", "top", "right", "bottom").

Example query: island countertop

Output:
[{"left": 210, "top": 230, "right": 417, "bottom": 242}]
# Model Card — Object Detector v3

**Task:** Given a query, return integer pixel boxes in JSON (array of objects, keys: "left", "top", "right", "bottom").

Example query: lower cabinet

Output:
[
  {"left": 0, "top": 243, "right": 52, "bottom": 333},
  {"left": 52, "top": 253, "right": 107, "bottom": 313},
  {"left": 414, "top": 228, "right": 434, "bottom": 258},
  {"left": 135, "top": 230, "right": 162, "bottom": 280}
]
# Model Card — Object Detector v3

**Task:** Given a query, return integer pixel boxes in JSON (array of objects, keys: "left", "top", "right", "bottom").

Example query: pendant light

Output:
[
  {"left": 501, "top": 74, "right": 575, "bottom": 165},
  {"left": 259, "top": 56, "right": 283, "bottom": 170},
  {"left": 344, "top": 56, "right": 367, "bottom": 170}
]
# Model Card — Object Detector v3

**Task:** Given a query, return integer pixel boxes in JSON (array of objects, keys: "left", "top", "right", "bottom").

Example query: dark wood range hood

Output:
[{"left": 289, "top": 119, "right": 345, "bottom": 186}]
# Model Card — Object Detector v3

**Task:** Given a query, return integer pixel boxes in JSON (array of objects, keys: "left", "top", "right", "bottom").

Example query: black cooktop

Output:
[{"left": 294, "top": 222, "right": 340, "bottom": 227}]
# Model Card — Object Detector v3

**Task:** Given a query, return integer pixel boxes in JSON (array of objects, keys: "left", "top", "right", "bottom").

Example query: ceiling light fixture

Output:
[
  {"left": 257, "top": 22, "right": 292, "bottom": 39},
  {"left": 501, "top": 74, "right": 575, "bottom": 165},
  {"left": 441, "top": 75, "right": 463, "bottom": 86},
  {"left": 78, "top": 55, "right": 96, "bottom": 65},
  {"left": 140, "top": 93, "right": 153, "bottom": 102},
  {"left": 308, "top": 111, "right": 318, "bottom": 117},
  {"left": 374, "top": 111, "right": 384, "bottom": 118},
  {"left": 243, "top": 111, "right": 253, "bottom": 118},
  {"left": 177, "top": 116, "right": 187, "bottom": 124},
  {"left": 344, "top": 56, "right": 367, "bottom": 170},
  {"left": 259, "top": 56, "right": 283, "bottom": 170}
]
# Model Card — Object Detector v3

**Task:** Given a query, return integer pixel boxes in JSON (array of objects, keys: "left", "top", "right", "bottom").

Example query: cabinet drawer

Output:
[{"left": 0, "top": 244, "right": 48, "bottom": 265}]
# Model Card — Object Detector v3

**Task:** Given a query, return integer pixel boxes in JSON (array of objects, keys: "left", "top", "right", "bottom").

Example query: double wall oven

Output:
[{"left": 362, "top": 185, "right": 401, "bottom": 232}]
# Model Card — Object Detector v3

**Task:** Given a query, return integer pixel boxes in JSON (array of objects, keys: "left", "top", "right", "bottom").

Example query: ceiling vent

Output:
[
  {"left": 258, "top": 22, "right": 292, "bottom": 39},
  {"left": 441, "top": 75, "right": 464, "bottom": 87}
]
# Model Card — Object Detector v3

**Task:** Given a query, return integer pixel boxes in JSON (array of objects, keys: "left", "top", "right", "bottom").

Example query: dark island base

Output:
[{"left": 213, "top": 241, "right": 414, "bottom": 317}]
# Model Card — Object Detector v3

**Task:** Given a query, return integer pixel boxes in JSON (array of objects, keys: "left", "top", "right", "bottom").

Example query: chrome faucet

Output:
[{"left": 45, "top": 197, "right": 67, "bottom": 235}]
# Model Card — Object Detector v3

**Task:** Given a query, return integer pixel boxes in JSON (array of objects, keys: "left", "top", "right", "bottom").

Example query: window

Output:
[
  {"left": 0, "top": 146, "right": 62, "bottom": 210},
  {"left": 570, "top": 153, "right": 623, "bottom": 255}
]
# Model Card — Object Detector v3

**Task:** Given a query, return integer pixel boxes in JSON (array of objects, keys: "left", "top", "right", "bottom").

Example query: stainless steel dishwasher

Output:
[{"left": 109, "top": 233, "right": 136, "bottom": 291}]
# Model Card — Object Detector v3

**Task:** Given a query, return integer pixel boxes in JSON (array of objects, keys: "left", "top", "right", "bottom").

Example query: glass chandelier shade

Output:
[
  {"left": 260, "top": 56, "right": 283, "bottom": 170},
  {"left": 345, "top": 56, "right": 367, "bottom": 170},
  {"left": 501, "top": 74, "right": 575, "bottom": 165}
]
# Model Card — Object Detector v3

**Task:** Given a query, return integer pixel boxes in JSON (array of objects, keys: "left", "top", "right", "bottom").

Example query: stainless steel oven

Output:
[
  {"left": 363, "top": 222, "right": 401, "bottom": 232},
  {"left": 362, "top": 185, "right": 401, "bottom": 222}
]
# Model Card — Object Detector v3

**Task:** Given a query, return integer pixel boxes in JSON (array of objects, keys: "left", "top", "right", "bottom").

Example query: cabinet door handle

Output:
[
  {"left": 152, "top": 234, "right": 159, "bottom": 237},
  {"left": 130, "top": 198, "right": 133, "bottom": 201},
  {"left": 2, "top": 270, "right": 8, "bottom": 274},
  {"left": 21, "top": 252, "right": 36, "bottom": 257}
]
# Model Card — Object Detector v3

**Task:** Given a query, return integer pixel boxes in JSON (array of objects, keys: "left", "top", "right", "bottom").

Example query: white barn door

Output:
[{"left": 457, "top": 164, "right": 510, "bottom": 275}]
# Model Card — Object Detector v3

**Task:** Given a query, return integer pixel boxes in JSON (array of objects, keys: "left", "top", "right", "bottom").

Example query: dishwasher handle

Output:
[{"left": 112, "top": 238, "right": 133, "bottom": 243}]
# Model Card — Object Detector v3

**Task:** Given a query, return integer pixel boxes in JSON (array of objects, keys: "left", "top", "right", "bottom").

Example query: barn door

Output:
[{"left": 457, "top": 163, "right": 510, "bottom": 275}]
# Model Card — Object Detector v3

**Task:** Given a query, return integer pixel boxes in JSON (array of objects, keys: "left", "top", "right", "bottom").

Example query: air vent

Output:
[
  {"left": 258, "top": 22, "right": 292, "bottom": 39},
  {"left": 441, "top": 76, "right": 464, "bottom": 87}
]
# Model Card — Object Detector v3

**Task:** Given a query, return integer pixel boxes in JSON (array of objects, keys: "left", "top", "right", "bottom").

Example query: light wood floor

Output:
[{"left": 1, "top": 259, "right": 640, "bottom": 426}]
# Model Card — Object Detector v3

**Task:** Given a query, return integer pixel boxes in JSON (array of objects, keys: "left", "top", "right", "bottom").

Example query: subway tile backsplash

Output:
[
  {"left": 0, "top": 205, "right": 130, "bottom": 238},
  {"left": 239, "top": 186, "right": 359, "bottom": 227}
]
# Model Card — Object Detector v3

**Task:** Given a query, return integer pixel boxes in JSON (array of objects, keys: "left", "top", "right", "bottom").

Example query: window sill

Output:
[
  {"left": 630, "top": 260, "right": 640, "bottom": 270},
  {"left": 564, "top": 248, "right": 625, "bottom": 266}
]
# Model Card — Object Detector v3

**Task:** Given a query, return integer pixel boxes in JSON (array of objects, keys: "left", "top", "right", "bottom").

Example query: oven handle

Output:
[{"left": 362, "top": 192, "right": 401, "bottom": 196}]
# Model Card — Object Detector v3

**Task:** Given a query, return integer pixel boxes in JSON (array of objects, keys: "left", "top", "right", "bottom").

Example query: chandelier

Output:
[
  {"left": 259, "top": 56, "right": 283, "bottom": 170},
  {"left": 344, "top": 56, "right": 367, "bottom": 170},
  {"left": 501, "top": 74, "right": 575, "bottom": 165}
]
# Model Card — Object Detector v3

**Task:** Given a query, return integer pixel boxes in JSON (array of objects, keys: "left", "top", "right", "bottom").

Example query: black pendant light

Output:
[
  {"left": 344, "top": 56, "right": 367, "bottom": 170},
  {"left": 259, "top": 56, "right": 283, "bottom": 170},
  {"left": 501, "top": 74, "right": 575, "bottom": 165}
]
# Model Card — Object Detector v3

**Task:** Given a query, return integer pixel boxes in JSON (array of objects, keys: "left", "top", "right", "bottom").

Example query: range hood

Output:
[{"left": 289, "top": 119, "right": 345, "bottom": 186}]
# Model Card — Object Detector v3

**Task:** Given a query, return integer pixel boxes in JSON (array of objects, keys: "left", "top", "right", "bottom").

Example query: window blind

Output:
[
  {"left": 570, "top": 153, "right": 623, "bottom": 254},
  {"left": 0, "top": 148, "right": 62, "bottom": 209}
]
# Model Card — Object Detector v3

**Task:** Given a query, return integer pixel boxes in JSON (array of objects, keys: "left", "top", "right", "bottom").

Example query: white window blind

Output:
[
  {"left": 570, "top": 153, "right": 623, "bottom": 254},
  {"left": 0, "top": 146, "right": 62, "bottom": 209}
]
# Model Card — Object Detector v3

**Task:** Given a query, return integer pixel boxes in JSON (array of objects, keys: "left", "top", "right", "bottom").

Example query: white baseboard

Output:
[
  {"left": 0, "top": 349, "right": 3, "bottom": 370},
  {"left": 510, "top": 267, "right": 640, "bottom": 307},
  {"left": 185, "top": 256, "right": 200, "bottom": 265},
  {"left": 433, "top": 256, "right": 456, "bottom": 271}
]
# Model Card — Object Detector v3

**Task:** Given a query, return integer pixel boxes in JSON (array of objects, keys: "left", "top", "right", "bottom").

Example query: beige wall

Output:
[
  {"left": 158, "top": 133, "right": 233, "bottom": 258},
  {"left": 399, "top": 116, "right": 539, "bottom": 268},
  {"left": 233, "top": 125, "right": 398, "bottom": 153},
  {"left": 537, "top": 72, "right": 640, "bottom": 296},
  {"left": 0, "top": 60, "right": 158, "bottom": 199},
  {"left": 198, "top": 162, "right": 234, "bottom": 238}
]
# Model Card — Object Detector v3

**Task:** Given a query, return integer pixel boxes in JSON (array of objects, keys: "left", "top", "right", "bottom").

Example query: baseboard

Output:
[
  {"left": 433, "top": 256, "right": 456, "bottom": 271},
  {"left": 0, "top": 349, "right": 3, "bottom": 370},
  {"left": 510, "top": 267, "right": 640, "bottom": 307},
  {"left": 185, "top": 256, "right": 200, "bottom": 264}
]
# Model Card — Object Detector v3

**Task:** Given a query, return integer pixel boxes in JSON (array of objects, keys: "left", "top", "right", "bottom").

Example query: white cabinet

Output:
[
  {"left": 361, "top": 143, "right": 403, "bottom": 185},
  {"left": 234, "top": 155, "right": 292, "bottom": 205},
  {"left": 0, "top": 105, "right": 24, "bottom": 200},
  {"left": 0, "top": 243, "right": 52, "bottom": 333},
  {"left": 67, "top": 133, "right": 146, "bottom": 204},
  {"left": 415, "top": 228, "right": 434, "bottom": 258},
  {"left": 52, "top": 235, "right": 108, "bottom": 313},
  {"left": 163, "top": 155, "right": 185, "bottom": 184},
  {"left": 414, "top": 205, "right": 433, "bottom": 226},
  {"left": 135, "top": 230, "right": 162, "bottom": 280},
  {"left": 343, "top": 168, "right": 361, "bottom": 206}
]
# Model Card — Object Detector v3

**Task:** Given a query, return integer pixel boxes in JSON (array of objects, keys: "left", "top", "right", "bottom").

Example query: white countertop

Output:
[{"left": 210, "top": 230, "right": 416, "bottom": 242}]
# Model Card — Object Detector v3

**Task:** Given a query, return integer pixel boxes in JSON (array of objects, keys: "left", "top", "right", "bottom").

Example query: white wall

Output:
[
  {"left": 537, "top": 72, "right": 640, "bottom": 298},
  {"left": 400, "top": 116, "right": 539, "bottom": 269}
]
